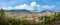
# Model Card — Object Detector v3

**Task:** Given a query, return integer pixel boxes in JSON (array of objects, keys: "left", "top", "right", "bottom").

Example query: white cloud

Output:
[
  {"left": 2, "top": 6, "right": 14, "bottom": 10},
  {"left": 14, "top": 2, "right": 38, "bottom": 11},
  {"left": 42, "top": 5, "right": 50, "bottom": 8},
  {"left": 15, "top": 4, "right": 34, "bottom": 11},
  {"left": 42, "top": 5, "right": 55, "bottom": 9},
  {"left": 15, "top": 4, "right": 27, "bottom": 9},
  {"left": 1, "top": 2, "right": 55, "bottom": 12},
  {"left": 31, "top": 2, "right": 37, "bottom": 7}
]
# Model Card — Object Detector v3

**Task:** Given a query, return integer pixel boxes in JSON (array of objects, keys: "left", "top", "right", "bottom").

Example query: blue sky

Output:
[{"left": 0, "top": 0, "right": 60, "bottom": 11}]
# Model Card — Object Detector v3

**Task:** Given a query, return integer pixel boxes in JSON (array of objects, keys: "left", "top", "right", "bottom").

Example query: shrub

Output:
[
  {"left": 38, "top": 16, "right": 43, "bottom": 20},
  {"left": 20, "top": 17, "right": 27, "bottom": 25},
  {"left": 56, "top": 12, "right": 60, "bottom": 20}
]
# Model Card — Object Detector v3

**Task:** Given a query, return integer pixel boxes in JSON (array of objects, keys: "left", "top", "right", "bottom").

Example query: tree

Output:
[
  {"left": 11, "top": 16, "right": 21, "bottom": 25},
  {"left": 20, "top": 17, "right": 27, "bottom": 25},
  {"left": 0, "top": 8, "right": 8, "bottom": 25},
  {"left": 38, "top": 16, "right": 42, "bottom": 20},
  {"left": 56, "top": 12, "right": 60, "bottom": 20},
  {"left": 50, "top": 13, "right": 55, "bottom": 22}
]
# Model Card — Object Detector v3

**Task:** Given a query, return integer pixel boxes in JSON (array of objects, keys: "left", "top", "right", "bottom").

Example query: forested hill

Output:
[{"left": 4, "top": 9, "right": 32, "bottom": 13}]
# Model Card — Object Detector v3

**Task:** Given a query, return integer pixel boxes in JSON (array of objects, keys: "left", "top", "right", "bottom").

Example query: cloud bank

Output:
[{"left": 1, "top": 2, "right": 55, "bottom": 11}]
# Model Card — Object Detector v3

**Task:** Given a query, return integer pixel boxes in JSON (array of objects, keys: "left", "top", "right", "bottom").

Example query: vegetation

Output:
[
  {"left": 56, "top": 12, "right": 60, "bottom": 20},
  {"left": 0, "top": 8, "right": 8, "bottom": 25},
  {"left": 0, "top": 8, "right": 60, "bottom": 25}
]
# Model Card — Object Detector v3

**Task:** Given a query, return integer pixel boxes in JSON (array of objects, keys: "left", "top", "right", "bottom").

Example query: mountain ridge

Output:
[{"left": 4, "top": 9, "right": 59, "bottom": 13}]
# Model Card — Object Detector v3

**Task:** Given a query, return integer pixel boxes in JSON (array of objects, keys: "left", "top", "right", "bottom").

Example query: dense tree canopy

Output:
[{"left": 0, "top": 8, "right": 8, "bottom": 25}]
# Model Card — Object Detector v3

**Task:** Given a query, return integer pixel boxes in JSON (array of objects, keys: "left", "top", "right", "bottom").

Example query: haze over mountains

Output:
[{"left": 4, "top": 9, "right": 59, "bottom": 13}]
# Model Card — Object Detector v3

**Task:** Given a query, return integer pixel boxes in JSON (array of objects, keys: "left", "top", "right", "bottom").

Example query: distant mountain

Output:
[
  {"left": 40, "top": 9, "right": 54, "bottom": 13},
  {"left": 4, "top": 9, "right": 32, "bottom": 13},
  {"left": 4, "top": 9, "right": 59, "bottom": 13}
]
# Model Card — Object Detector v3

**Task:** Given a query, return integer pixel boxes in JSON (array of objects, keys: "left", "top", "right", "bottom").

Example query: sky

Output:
[{"left": 0, "top": 0, "right": 60, "bottom": 11}]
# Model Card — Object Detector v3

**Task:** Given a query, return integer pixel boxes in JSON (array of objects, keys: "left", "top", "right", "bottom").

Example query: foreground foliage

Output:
[{"left": 0, "top": 9, "right": 60, "bottom": 25}]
